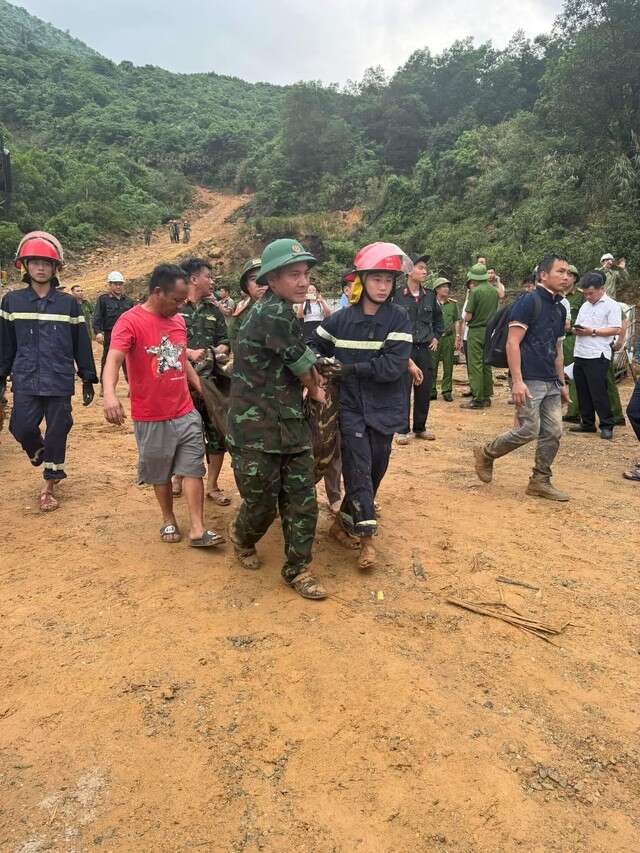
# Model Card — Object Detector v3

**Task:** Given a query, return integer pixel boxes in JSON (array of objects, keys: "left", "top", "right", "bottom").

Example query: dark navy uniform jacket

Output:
[
  {"left": 0, "top": 285, "right": 98, "bottom": 396},
  {"left": 313, "top": 300, "right": 412, "bottom": 435},
  {"left": 92, "top": 292, "right": 135, "bottom": 334},
  {"left": 393, "top": 283, "right": 444, "bottom": 343}
]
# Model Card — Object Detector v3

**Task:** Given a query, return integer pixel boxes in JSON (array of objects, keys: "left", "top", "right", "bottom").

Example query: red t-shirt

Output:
[{"left": 110, "top": 305, "right": 194, "bottom": 422}]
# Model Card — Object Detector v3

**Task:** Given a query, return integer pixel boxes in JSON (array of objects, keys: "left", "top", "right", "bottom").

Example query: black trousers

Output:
[
  {"left": 9, "top": 393, "right": 73, "bottom": 480},
  {"left": 402, "top": 344, "right": 433, "bottom": 434},
  {"left": 100, "top": 331, "right": 128, "bottom": 384},
  {"left": 339, "top": 428, "right": 393, "bottom": 538},
  {"left": 574, "top": 355, "right": 613, "bottom": 430},
  {"left": 627, "top": 379, "right": 640, "bottom": 442}
]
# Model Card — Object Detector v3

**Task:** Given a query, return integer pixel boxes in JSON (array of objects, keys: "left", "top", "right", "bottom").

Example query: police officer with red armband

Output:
[
  {"left": 313, "top": 243, "right": 413, "bottom": 571},
  {"left": 0, "top": 231, "right": 97, "bottom": 511}
]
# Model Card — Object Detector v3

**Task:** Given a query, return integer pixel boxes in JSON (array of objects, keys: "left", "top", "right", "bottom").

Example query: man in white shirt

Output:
[{"left": 569, "top": 270, "right": 622, "bottom": 440}]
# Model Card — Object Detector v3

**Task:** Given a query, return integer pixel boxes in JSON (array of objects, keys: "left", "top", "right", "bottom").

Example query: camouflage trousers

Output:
[{"left": 230, "top": 448, "right": 318, "bottom": 582}]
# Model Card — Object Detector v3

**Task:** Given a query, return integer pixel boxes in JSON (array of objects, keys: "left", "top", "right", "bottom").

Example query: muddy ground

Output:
[
  {"left": 1, "top": 367, "right": 639, "bottom": 852},
  {"left": 1, "top": 195, "right": 639, "bottom": 851}
]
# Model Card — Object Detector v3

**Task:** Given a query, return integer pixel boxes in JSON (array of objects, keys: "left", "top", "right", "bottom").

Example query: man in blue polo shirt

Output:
[{"left": 473, "top": 254, "right": 571, "bottom": 500}]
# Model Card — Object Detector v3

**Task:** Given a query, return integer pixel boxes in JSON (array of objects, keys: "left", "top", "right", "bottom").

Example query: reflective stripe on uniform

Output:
[
  {"left": 43, "top": 461, "right": 65, "bottom": 470},
  {"left": 315, "top": 325, "right": 412, "bottom": 349},
  {"left": 0, "top": 310, "right": 85, "bottom": 324},
  {"left": 386, "top": 331, "right": 413, "bottom": 343}
]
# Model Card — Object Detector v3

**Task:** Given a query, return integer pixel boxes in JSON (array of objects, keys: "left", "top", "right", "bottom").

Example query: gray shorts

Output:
[{"left": 134, "top": 409, "right": 206, "bottom": 485}]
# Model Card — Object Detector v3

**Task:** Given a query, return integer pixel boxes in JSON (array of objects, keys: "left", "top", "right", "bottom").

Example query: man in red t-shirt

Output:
[{"left": 103, "top": 263, "right": 224, "bottom": 548}]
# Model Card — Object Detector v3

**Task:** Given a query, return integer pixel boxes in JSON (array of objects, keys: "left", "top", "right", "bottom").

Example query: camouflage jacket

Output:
[
  {"left": 227, "top": 289, "right": 316, "bottom": 454},
  {"left": 179, "top": 299, "right": 229, "bottom": 355},
  {"left": 227, "top": 297, "right": 256, "bottom": 354},
  {"left": 598, "top": 266, "right": 629, "bottom": 300},
  {"left": 79, "top": 299, "right": 94, "bottom": 339}
]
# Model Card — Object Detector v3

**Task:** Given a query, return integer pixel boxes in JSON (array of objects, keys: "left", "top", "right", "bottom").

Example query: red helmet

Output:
[
  {"left": 15, "top": 231, "right": 64, "bottom": 269},
  {"left": 351, "top": 242, "right": 412, "bottom": 277}
]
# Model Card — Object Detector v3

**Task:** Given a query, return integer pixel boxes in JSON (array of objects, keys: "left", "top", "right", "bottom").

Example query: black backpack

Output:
[{"left": 484, "top": 291, "right": 542, "bottom": 368}]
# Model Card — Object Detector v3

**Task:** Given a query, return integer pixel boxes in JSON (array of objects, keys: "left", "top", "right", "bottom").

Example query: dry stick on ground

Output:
[
  {"left": 496, "top": 575, "right": 540, "bottom": 591},
  {"left": 446, "top": 597, "right": 569, "bottom": 644}
]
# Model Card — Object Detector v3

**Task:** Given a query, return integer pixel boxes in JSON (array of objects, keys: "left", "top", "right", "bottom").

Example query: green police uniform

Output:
[
  {"left": 227, "top": 242, "right": 319, "bottom": 583},
  {"left": 179, "top": 299, "right": 229, "bottom": 455},
  {"left": 465, "top": 266, "right": 499, "bottom": 403},
  {"left": 432, "top": 297, "right": 459, "bottom": 396}
]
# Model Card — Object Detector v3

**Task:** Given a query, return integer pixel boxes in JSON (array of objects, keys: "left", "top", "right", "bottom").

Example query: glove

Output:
[{"left": 82, "top": 381, "right": 95, "bottom": 406}]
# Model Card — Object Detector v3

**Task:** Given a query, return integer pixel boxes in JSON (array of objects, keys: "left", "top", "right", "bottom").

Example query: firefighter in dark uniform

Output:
[
  {"left": 92, "top": 271, "right": 134, "bottom": 390},
  {"left": 313, "top": 242, "right": 413, "bottom": 571},
  {"left": 0, "top": 231, "right": 97, "bottom": 511}
]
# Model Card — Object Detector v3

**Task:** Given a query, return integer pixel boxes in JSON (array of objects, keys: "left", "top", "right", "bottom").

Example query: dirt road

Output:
[
  {"left": 1, "top": 368, "right": 639, "bottom": 852},
  {"left": 63, "top": 188, "right": 250, "bottom": 298}
]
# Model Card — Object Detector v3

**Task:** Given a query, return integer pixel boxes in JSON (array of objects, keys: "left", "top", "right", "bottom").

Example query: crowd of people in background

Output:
[{"left": 1, "top": 230, "right": 638, "bottom": 600}]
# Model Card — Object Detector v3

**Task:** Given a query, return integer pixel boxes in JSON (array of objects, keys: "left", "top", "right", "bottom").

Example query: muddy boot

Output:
[
  {"left": 473, "top": 446, "right": 494, "bottom": 483},
  {"left": 358, "top": 538, "right": 376, "bottom": 570},
  {"left": 525, "top": 478, "right": 569, "bottom": 502},
  {"left": 228, "top": 521, "right": 261, "bottom": 569},
  {"left": 329, "top": 519, "right": 359, "bottom": 550},
  {"left": 289, "top": 570, "right": 327, "bottom": 600}
]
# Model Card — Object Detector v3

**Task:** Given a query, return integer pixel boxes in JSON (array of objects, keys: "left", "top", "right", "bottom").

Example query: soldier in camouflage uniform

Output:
[
  {"left": 227, "top": 239, "right": 328, "bottom": 600},
  {"left": 174, "top": 258, "right": 232, "bottom": 504},
  {"left": 430, "top": 277, "right": 461, "bottom": 401},
  {"left": 70, "top": 285, "right": 95, "bottom": 340},
  {"left": 228, "top": 258, "right": 266, "bottom": 353}
]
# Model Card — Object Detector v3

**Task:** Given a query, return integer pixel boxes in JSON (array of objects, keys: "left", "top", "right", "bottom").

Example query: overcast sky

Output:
[{"left": 19, "top": 0, "right": 563, "bottom": 85}]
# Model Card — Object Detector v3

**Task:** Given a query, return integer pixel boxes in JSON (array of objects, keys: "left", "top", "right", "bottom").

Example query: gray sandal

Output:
[{"left": 189, "top": 529, "right": 225, "bottom": 548}]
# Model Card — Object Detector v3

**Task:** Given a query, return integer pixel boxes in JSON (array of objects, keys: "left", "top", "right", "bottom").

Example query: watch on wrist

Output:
[{"left": 592, "top": 328, "right": 597, "bottom": 336}]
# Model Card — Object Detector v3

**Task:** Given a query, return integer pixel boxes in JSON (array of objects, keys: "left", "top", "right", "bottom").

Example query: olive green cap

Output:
[
  {"left": 256, "top": 238, "right": 317, "bottom": 285},
  {"left": 568, "top": 264, "right": 579, "bottom": 278},
  {"left": 432, "top": 276, "right": 451, "bottom": 290},
  {"left": 466, "top": 263, "right": 488, "bottom": 282}
]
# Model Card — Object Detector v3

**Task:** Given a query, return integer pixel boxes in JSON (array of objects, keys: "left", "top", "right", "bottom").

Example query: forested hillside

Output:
[{"left": 1, "top": 0, "right": 639, "bottom": 285}]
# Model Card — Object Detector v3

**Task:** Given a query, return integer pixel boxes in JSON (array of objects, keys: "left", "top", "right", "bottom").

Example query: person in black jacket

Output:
[
  {"left": 0, "top": 232, "right": 97, "bottom": 511},
  {"left": 393, "top": 252, "right": 443, "bottom": 443},
  {"left": 93, "top": 271, "right": 134, "bottom": 390},
  {"left": 313, "top": 242, "right": 413, "bottom": 571}
]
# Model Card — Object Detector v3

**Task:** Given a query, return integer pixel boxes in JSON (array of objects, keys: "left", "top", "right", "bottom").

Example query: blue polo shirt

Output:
[{"left": 509, "top": 286, "right": 566, "bottom": 382}]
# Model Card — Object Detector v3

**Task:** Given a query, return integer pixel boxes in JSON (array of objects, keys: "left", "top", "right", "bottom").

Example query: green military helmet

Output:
[
  {"left": 466, "top": 263, "right": 488, "bottom": 282},
  {"left": 432, "top": 276, "right": 451, "bottom": 290},
  {"left": 256, "top": 238, "right": 317, "bottom": 285},
  {"left": 240, "top": 257, "right": 262, "bottom": 284},
  {"left": 568, "top": 264, "right": 579, "bottom": 279}
]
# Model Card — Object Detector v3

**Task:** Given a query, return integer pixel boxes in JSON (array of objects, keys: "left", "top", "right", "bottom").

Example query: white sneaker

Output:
[{"left": 396, "top": 433, "right": 412, "bottom": 446}]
